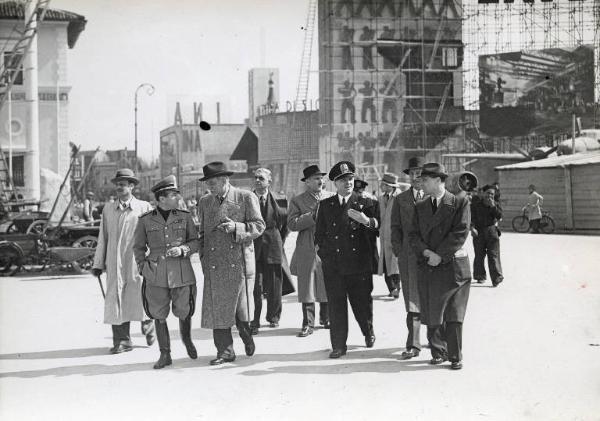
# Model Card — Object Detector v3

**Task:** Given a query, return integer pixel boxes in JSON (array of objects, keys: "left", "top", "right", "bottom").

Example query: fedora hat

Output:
[
  {"left": 301, "top": 164, "right": 326, "bottom": 182},
  {"left": 199, "top": 161, "right": 234, "bottom": 181},
  {"left": 379, "top": 172, "right": 400, "bottom": 187},
  {"left": 111, "top": 168, "right": 139, "bottom": 185},
  {"left": 420, "top": 163, "right": 448, "bottom": 179},
  {"left": 403, "top": 156, "right": 425, "bottom": 174}
]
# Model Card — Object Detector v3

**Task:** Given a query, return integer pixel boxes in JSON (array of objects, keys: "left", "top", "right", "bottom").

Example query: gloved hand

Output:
[{"left": 91, "top": 268, "right": 103, "bottom": 277}]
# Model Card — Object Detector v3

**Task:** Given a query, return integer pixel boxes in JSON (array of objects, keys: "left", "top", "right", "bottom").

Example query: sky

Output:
[{"left": 52, "top": 0, "right": 319, "bottom": 162}]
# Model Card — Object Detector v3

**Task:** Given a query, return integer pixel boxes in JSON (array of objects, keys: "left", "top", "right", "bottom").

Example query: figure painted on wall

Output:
[
  {"left": 334, "top": 0, "right": 354, "bottom": 17},
  {"left": 376, "top": 0, "right": 395, "bottom": 18},
  {"left": 338, "top": 79, "right": 357, "bottom": 124},
  {"left": 356, "top": 0, "right": 374, "bottom": 17},
  {"left": 359, "top": 81, "right": 377, "bottom": 123},
  {"left": 380, "top": 26, "right": 396, "bottom": 69},
  {"left": 359, "top": 26, "right": 375, "bottom": 70},
  {"left": 340, "top": 26, "right": 355, "bottom": 70},
  {"left": 380, "top": 79, "right": 398, "bottom": 124}
]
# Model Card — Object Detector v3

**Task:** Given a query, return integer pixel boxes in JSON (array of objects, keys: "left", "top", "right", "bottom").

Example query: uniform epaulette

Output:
[
  {"left": 139, "top": 209, "right": 155, "bottom": 218},
  {"left": 176, "top": 208, "right": 190, "bottom": 213}
]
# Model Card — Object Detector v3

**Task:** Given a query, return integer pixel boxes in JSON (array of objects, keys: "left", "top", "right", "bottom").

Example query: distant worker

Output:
[
  {"left": 377, "top": 173, "right": 402, "bottom": 299},
  {"left": 471, "top": 185, "right": 504, "bottom": 287},
  {"left": 525, "top": 184, "right": 544, "bottom": 233},
  {"left": 83, "top": 191, "right": 96, "bottom": 222}
]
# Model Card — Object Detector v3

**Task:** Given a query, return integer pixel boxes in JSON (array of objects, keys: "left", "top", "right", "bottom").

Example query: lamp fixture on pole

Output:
[{"left": 134, "top": 83, "right": 155, "bottom": 171}]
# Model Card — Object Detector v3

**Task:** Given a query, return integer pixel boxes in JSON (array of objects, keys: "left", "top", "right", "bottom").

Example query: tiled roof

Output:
[{"left": 0, "top": 1, "right": 85, "bottom": 22}]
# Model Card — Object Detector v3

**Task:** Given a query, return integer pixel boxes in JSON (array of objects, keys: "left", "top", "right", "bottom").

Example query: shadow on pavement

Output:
[
  {"left": 0, "top": 346, "right": 145, "bottom": 360},
  {"left": 245, "top": 327, "right": 299, "bottom": 337}
]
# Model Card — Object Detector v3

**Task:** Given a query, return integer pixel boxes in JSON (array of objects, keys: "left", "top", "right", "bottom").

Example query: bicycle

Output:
[{"left": 511, "top": 208, "right": 555, "bottom": 234}]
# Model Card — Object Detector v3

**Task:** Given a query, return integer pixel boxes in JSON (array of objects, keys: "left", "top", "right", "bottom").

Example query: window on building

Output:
[
  {"left": 11, "top": 156, "right": 25, "bottom": 187},
  {"left": 442, "top": 48, "right": 458, "bottom": 68},
  {"left": 2, "top": 53, "right": 24, "bottom": 86}
]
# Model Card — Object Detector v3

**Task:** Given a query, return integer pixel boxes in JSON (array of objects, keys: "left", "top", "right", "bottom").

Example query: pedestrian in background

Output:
[
  {"left": 288, "top": 165, "right": 332, "bottom": 337},
  {"left": 91, "top": 168, "right": 155, "bottom": 354},
  {"left": 315, "top": 161, "right": 380, "bottom": 359},
  {"left": 471, "top": 184, "right": 503, "bottom": 287},
  {"left": 526, "top": 184, "right": 544, "bottom": 233},
  {"left": 377, "top": 172, "right": 402, "bottom": 299},
  {"left": 197, "top": 162, "right": 265, "bottom": 365},
  {"left": 133, "top": 175, "right": 199, "bottom": 369},
  {"left": 391, "top": 156, "right": 426, "bottom": 359},
  {"left": 251, "top": 168, "right": 289, "bottom": 333},
  {"left": 82, "top": 191, "right": 96, "bottom": 222},
  {"left": 408, "top": 163, "right": 471, "bottom": 370}
]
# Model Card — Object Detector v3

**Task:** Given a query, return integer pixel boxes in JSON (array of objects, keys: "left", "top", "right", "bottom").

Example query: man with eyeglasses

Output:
[
  {"left": 92, "top": 168, "right": 155, "bottom": 355},
  {"left": 133, "top": 175, "right": 199, "bottom": 369}
]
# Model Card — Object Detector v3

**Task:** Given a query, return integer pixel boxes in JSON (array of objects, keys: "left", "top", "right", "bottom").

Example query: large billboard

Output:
[{"left": 479, "top": 45, "right": 596, "bottom": 137}]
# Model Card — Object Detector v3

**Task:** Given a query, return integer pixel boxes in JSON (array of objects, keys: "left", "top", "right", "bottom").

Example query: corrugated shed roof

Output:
[
  {"left": 0, "top": 1, "right": 86, "bottom": 48},
  {"left": 495, "top": 151, "right": 600, "bottom": 170}
]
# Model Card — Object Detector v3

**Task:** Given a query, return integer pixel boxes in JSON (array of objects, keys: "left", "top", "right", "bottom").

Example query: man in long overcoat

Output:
[
  {"left": 315, "top": 161, "right": 380, "bottom": 359},
  {"left": 408, "top": 163, "right": 471, "bottom": 370},
  {"left": 197, "top": 162, "right": 265, "bottom": 365},
  {"left": 288, "top": 165, "right": 333, "bottom": 337},
  {"left": 92, "top": 168, "right": 155, "bottom": 354},
  {"left": 377, "top": 172, "right": 402, "bottom": 298},
  {"left": 526, "top": 184, "right": 544, "bottom": 233},
  {"left": 251, "top": 168, "right": 289, "bottom": 333},
  {"left": 390, "top": 156, "right": 426, "bottom": 359}
]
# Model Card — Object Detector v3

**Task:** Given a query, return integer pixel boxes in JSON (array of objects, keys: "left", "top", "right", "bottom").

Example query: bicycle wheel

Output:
[
  {"left": 539, "top": 215, "right": 555, "bottom": 234},
  {"left": 512, "top": 215, "right": 529, "bottom": 233}
]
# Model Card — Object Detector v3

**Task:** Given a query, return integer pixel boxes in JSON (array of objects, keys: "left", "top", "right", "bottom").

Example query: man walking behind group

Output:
[
  {"left": 251, "top": 168, "right": 289, "bottom": 333},
  {"left": 315, "top": 161, "right": 380, "bottom": 358},
  {"left": 408, "top": 163, "right": 471, "bottom": 370},
  {"left": 288, "top": 165, "right": 332, "bottom": 337},
  {"left": 377, "top": 173, "right": 402, "bottom": 299},
  {"left": 471, "top": 184, "right": 503, "bottom": 287},
  {"left": 92, "top": 169, "right": 155, "bottom": 354},
  {"left": 390, "top": 156, "right": 425, "bottom": 359},
  {"left": 197, "top": 162, "right": 265, "bottom": 365},
  {"left": 133, "top": 175, "right": 199, "bottom": 369},
  {"left": 526, "top": 184, "right": 544, "bottom": 233}
]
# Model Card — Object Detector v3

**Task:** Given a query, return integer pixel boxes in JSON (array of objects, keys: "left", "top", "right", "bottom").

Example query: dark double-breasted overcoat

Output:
[{"left": 408, "top": 191, "right": 471, "bottom": 326}]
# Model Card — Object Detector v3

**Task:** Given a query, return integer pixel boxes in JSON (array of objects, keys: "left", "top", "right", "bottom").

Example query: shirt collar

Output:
[
  {"left": 413, "top": 188, "right": 423, "bottom": 200},
  {"left": 431, "top": 190, "right": 445, "bottom": 204},
  {"left": 116, "top": 197, "right": 133, "bottom": 210},
  {"left": 337, "top": 192, "right": 352, "bottom": 205}
]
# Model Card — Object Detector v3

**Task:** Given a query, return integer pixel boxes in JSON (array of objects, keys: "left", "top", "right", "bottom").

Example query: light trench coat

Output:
[
  {"left": 288, "top": 189, "right": 333, "bottom": 303},
  {"left": 527, "top": 191, "right": 544, "bottom": 220},
  {"left": 198, "top": 186, "right": 265, "bottom": 329},
  {"left": 92, "top": 197, "right": 152, "bottom": 325},
  {"left": 377, "top": 189, "right": 401, "bottom": 276}
]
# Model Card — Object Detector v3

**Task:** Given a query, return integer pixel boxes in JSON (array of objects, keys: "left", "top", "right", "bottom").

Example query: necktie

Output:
[
  {"left": 260, "top": 196, "right": 267, "bottom": 217},
  {"left": 341, "top": 197, "right": 346, "bottom": 207},
  {"left": 417, "top": 190, "right": 423, "bottom": 201},
  {"left": 431, "top": 198, "right": 438, "bottom": 214}
]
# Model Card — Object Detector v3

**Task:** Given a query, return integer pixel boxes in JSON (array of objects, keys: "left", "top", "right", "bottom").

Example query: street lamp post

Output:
[{"left": 134, "top": 83, "right": 155, "bottom": 171}]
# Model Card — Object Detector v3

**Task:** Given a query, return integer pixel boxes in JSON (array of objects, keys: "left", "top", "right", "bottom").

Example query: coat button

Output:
[
  {"left": 231, "top": 264, "right": 235, "bottom": 267},
  {"left": 211, "top": 265, "right": 216, "bottom": 269},
  {"left": 333, "top": 223, "right": 336, "bottom": 226},
  {"left": 164, "top": 227, "right": 167, "bottom": 230},
  {"left": 230, "top": 245, "right": 234, "bottom": 249},
  {"left": 335, "top": 236, "right": 338, "bottom": 239},
  {"left": 336, "top": 249, "right": 340, "bottom": 252},
  {"left": 211, "top": 247, "right": 215, "bottom": 251},
  {"left": 353, "top": 248, "right": 356, "bottom": 251}
]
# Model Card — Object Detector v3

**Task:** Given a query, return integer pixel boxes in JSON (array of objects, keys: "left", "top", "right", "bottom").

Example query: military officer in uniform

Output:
[
  {"left": 133, "top": 175, "right": 199, "bottom": 369},
  {"left": 315, "top": 161, "right": 380, "bottom": 358}
]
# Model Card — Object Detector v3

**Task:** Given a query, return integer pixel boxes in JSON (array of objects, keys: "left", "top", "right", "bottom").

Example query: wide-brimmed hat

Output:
[
  {"left": 111, "top": 168, "right": 139, "bottom": 185},
  {"left": 329, "top": 161, "right": 355, "bottom": 181},
  {"left": 420, "top": 163, "right": 448, "bottom": 179},
  {"left": 403, "top": 156, "right": 425, "bottom": 174},
  {"left": 301, "top": 165, "right": 326, "bottom": 182},
  {"left": 379, "top": 172, "right": 400, "bottom": 187},
  {"left": 199, "top": 161, "right": 234, "bottom": 181},
  {"left": 151, "top": 175, "right": 180, "bottom": 194}
]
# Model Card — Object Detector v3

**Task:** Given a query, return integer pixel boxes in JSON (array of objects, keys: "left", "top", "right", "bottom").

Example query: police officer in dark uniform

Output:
[
  {"left": 471, "top": 184, "right": 504, "bottom": 287},
  {"left": 133, "top": 175, "right": 199, "bottom": 369},
  {"left": 315, "top": 161, "right": 380, "bottom": 358}
]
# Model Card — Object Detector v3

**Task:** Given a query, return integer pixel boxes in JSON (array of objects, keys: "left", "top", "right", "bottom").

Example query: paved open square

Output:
[{"left": 1, "top": 232, "right": 599, "bottom": 421}]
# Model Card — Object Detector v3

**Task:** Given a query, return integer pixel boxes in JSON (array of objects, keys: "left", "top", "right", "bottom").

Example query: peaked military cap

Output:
[
  {"left": 354, "top": 179, "right": 368, "bottom": 190},
  {"left": 329, "top": 160, "right": 355, "bottom": 181},
  {"left": 151, "top": 175, "right": 179, "bottom": 194}
]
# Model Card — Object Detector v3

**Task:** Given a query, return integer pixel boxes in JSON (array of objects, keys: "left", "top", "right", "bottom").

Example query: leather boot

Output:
[
  {"left": 179, "top": 318, "right": 197, "bottom": 360},
  {"left": 153, "top": 319, "right": 172, "bottom": 369}
]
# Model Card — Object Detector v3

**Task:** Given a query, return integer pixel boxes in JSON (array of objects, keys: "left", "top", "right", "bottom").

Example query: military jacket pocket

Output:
[{"left": 452, "top": 255, "right": 471, "bottom": 281}]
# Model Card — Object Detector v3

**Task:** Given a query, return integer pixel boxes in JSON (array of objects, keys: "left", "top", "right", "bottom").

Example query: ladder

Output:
[
  {"left": 0, "top": 143, "right": 16, "bottom": 197},
  {"left": 0, "top": 0, "right": 51, "bottom": 113},
  {"left": 293, "top": 0, "right": 317, "bottom": 111},
  {"left": 435, "top": 81, "right": 452, "bottom": 124}
]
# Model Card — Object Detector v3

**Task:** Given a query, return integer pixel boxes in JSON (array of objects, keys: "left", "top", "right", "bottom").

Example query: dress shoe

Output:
[
  {"left": 245, "top": 342, "right": 256, "bottom": 357},
  {"left": 110, "top": 343, "right": 133, "bottom": 354},
  {"left": 450, "top": 361, "right": 463, "bottom": 370},
  {"left": 492, "top": 277, "right": 503, "bottom": 288},
  {"left": 153, "top": 351, "right": 172, "bottom": 369},
  {"left": 391, "top": 288, "right": 400, "bottom": 299},
  {"left": 321, "top": 321, "right": 331, "bottom": 329},
  {"left": 146, "top": 333, "right": 156, "bottom": 346},
  {"left": 365, "top": 335, "right": 376, "bottom": 348},
  {"left": 400, "top": 348, "right": 420, "bottom": 359},
  {"left": 475, "top": 278, "right": 486, "bottom": 284},
  {"left": 429, "top": 356, "right": 448, "bottom": 365},
  {"left": 328, "top": 348, "right": 347, "bottom": 358},
  {"left": 297, "top": 326, "right": 314, "bottom": 337},
  {"left": 210, "top": 355, "right": 236, "bottom": 365},
  {"left": 250, "top": 325, "right": 259, "bottom": 335},
  {"left": 269, "top": 321, "right": 279, "bottom": 328}
]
